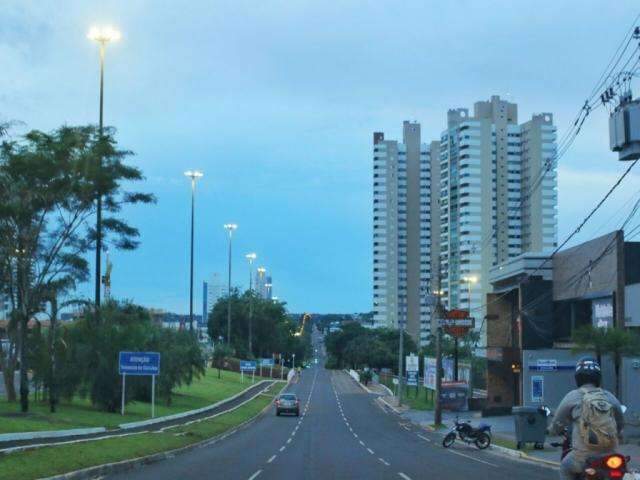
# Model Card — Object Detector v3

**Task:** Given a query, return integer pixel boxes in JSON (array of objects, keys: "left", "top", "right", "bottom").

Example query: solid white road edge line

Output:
[{"left": 448, "top": 449, "right": 498, "bottom": 468}]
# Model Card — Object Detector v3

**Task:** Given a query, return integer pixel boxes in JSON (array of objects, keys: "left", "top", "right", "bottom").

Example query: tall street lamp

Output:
[
  {"left": 224, "top": 224, "right": 238, "bottom": 344},
  {"left": 245, "top": 252, "right": 257, "bottom": 354},
  {"left": 184, "top": 170, "right": 203, "bottom": 332},
  {"left": 88, "top": 25, "right": 121, "bottom": 309}
]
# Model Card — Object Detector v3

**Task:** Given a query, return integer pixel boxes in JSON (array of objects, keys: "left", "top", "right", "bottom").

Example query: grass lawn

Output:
[
  {"left": 403, "top": 389, "right": 434, "bottom": 411},
  {"left": 0, "top": 369, "right": 262, "bottom": 434},
  {"left": 0, "top": 381, "right": 284, "bottom": 480}
]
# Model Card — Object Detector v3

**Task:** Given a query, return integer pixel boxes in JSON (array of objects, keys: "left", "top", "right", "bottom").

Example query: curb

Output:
[
  {"left": 489, "top": 443, "right": 560, "bottom": 468},
  {"left": 0, "top": 379, "right": 271, "bottom": 448},
  {"left": 119, "top": 380, "right": 270, "bottom": 429},
  {"left": 42, "top": 382, "right": 282, "bottom": 480},
  {"left": 0, "top": 427, "right": 106, "bottom": 443}
]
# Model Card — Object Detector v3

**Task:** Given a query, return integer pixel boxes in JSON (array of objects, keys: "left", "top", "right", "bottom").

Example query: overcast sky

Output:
[{"left": 2, "top": 1, "right": 640, "bottom": 314}]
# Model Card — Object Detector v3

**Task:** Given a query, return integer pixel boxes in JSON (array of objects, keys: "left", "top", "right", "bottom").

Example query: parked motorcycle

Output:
[
  {"left": 442, "top": 419, "right": 491, "bottom": 449},
  {"left": 550, "top": 428, "right": 629, "bottom": 480}
]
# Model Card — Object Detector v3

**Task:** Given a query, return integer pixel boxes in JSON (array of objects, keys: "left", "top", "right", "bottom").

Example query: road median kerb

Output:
[
  {"left": 41, "top": 381, "right": 283, "bottom": 480},
  {"left": 0, "top": 379, "right": 271, "bottom": 448}
]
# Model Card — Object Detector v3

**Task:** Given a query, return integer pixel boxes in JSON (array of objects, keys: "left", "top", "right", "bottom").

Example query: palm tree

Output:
[{"left": 572, "top": 325, "right": 640, "bottom": 396}]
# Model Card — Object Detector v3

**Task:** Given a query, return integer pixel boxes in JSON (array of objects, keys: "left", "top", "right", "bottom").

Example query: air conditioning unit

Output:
[{"left": 609, "top": 96, "right": 640, "bottom": 161}]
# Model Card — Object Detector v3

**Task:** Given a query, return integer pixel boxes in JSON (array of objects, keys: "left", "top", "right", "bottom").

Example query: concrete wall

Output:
[{"left": 521, "top": 349, "right": 615, "bottom": 408}]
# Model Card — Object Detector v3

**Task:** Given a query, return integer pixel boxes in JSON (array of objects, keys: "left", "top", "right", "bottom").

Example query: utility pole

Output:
[
  {"left": 397, "top": 305, "right": 405, "bottom": 407},
  {"left": 434, "top": 271, "right": 444, "bottom": 427}
]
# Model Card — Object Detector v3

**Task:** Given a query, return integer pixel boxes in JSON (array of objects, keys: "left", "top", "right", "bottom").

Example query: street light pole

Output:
[
  {"left": 397, "top": 305, "right": 405, "bottom": 407},
  {"left": 245, "top": 253, "right": 257, "bottom": 354},
  {"left": 459, "top": 275, "right": 477, "bottom": 381},
  {"left": 184, "top": 171, "right": 203, "bottom": 332},
  {"left": 88, "top": 25, "right": 120, "bottom": 311},
  {"left": 224, "top": 224, "right": 237, "bottom": 345}
]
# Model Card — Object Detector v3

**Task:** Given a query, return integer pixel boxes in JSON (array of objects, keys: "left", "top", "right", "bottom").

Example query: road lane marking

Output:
[
  {"left": 359, "top": 440, "right": 365, "bottom": 446},
  {"left": 379, "top": 458, "right": 390, "bottom": 466},
  {"left": 398, "top": 473, "right": 412, "bottom": 480},
  {"left": 248, "top": 470, "right": 262, "bottom": 480},
  {"left": 267, "top": 455, "right": 276, "bottom": 463},
  {"left": 279, "top": 446, "right": 286, "bottom": 452},
  {"left": 354, "top": 433, "right": 358, "bottom": 438},
  {"left": 287, "top": 438, "right": 292, "bottom": 444},
  {"left": 367, "top": 448, "right": 374, "bottom": 454},
  {"left": 448, "top": 449, "right": 498, "bottom": 467},
  {"left": 417, "top": 434, "right": 431, "bottom": 442}
]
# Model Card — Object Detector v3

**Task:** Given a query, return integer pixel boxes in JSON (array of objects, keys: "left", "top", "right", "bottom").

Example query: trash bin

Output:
[{"left": 512, "top": 406, "right": 547, "bottom": 449}]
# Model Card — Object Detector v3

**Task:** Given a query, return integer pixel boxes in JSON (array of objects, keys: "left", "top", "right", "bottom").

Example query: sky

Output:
[{"left": 2, "top": 1, "right": 640, "bottom": 314}]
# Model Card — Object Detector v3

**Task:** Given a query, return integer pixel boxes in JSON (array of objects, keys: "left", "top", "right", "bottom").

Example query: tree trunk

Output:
[
  {"left": 18, "top": 314, "right": 29, "bottom": 412},
  {"left": 48, "top": 297, "right": 58, "bottom": 413},
  {"left": 0, "top": 342, "right": 17, "bottom": 402}
]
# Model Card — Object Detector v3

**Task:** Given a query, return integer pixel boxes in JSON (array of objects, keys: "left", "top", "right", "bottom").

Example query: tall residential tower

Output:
[
  {"left": 372, "top": 121, "right": 432, "bottom": 345},
  {"left": 439, "top": 96, "right": 557, "bottom": 324}
]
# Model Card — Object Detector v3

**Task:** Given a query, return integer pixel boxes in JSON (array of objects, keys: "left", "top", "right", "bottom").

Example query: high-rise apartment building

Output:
[
  {"left": 202, "top": 273, "right": 226, "bottom": 322},
  {"left": 372, "top": 121, "right": 432, "bottom": 345},
  {"left": 439, "top": 96, "right": 557, "bottom": 324},
  {"left": 372, "top": 97, "right": 557, "bottom": 347}
]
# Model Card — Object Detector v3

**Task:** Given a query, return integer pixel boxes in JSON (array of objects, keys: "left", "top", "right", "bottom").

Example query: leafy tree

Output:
[
  {"left": 572, "top": 325, "right": 640, "bottom": 396},
  {"left": 212, "top": 343, "right": 234, "bottom": 379},
  {"left": 0, "top": 125, "right": 154, "bottom": 412},
  {"left": 208, "top": 292, "right": 308, "bottom": 363}
]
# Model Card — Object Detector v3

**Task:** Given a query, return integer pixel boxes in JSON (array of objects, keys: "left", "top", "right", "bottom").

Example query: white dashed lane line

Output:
[
  {"left": 398, "top": 473, "right": 412, "bottom": 480},
  {"left": 379, "top": 458, "right": 391, "bottom": 466},
  {"left": 247, "top": 470, "right": 262, "bottom": 480},
  {"left": 417, "top": 434, "right": 431, "bottom": 442},
  {"left": 279, "top": 446, "right": 286, "bottom": 452},
  {"left": 267, "top": 455, "right": 276, "bottom": 464},
  {"left": 367, "top": 448, "right": 375, "bottom": 455}
]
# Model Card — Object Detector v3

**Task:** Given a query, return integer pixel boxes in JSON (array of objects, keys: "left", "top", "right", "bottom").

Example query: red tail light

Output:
[{"left": 609, "top": 470, "right": 623, "bottom": 479}]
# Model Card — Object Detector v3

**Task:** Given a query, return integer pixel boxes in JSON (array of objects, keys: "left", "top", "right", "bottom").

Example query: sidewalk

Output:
[{"left": 400, "top": 407, "right": 640, "bottom": 471}]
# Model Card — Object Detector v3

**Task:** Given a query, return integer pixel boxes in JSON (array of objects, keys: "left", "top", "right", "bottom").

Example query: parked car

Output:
[{"left": 275, "top": 393, "right": 300, "bottom": 416}]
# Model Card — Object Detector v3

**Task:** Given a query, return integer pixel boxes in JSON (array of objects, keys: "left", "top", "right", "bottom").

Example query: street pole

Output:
[
  {"left": 397, "top": 306, "right": 405, "bottom": 407},
  {"left": 434, "top": 271, "right": 444, "bottom": 427},
  {"left": 183, "top": 172, "right": 203, "bottom": 332},
  {"left": 95, "top": 41, "right": 104, "bottom": 310},
  {"left": 246, "top": 253, "right": 256, "bottom": 354},
  {"left": 88, "top": 26, "right": 121, "bottom": 312},
  {"left": 224, "top": 224, "right": 237, "bottom": 344}
]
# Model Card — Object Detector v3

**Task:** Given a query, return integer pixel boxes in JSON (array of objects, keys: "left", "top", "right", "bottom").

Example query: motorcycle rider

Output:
[{"left": 549, "top": 357, "right": 625, "bottom": 480}]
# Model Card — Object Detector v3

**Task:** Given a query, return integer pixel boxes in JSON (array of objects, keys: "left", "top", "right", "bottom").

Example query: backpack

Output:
[{"left": 578, "top": 387, "right": 618, "bottom": 451}]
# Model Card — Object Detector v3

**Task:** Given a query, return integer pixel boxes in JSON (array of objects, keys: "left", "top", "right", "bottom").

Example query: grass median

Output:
[
  {"left": 0, "top": 381, "right": 284, "bottom": 480},
  {"left": 0, "top": 369, "right": 270, "bottom": 434}
]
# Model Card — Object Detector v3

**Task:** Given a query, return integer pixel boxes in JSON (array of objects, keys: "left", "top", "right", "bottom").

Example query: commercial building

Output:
[
  {"left": 202, "top": 273, "right": 226, "bottom": 323},
  {"left": 484, "top": 230, "right": 640, "bottom": 413},
  {"left": 438, "top": 96, "right": 557, "bottom": 339},
  {"left": 372, "top": 121, "right": 432, "bottom": 345}
]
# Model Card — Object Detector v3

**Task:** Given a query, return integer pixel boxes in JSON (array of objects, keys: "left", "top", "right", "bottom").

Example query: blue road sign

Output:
[
  {"left": 119, "top": 351, "right": 160, "bottom": 376},
  {"left": 240, "top": 360, "right": 257, "bottom": 372},
  {"left": 407, "top": 371, "right": 418, "bottom": 387},
  {"left": 260, "top": 358, "right": 274, "bottom": 367}
]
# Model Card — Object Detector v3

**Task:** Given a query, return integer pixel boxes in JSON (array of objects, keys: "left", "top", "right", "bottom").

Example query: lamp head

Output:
[
  {"left": 184, "top": 170, "right": 204, "bottom": 180},
  {"left": 88, "top": 25, "right": 121, "bottom": 43}
]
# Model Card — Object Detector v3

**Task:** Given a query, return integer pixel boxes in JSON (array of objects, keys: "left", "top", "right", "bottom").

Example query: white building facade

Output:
[
  {"left": 373, "top": 121, "right": 432, "bottom": 345},
  {"left": 439, "top": 96, "right": 558, "bottom": 335}
]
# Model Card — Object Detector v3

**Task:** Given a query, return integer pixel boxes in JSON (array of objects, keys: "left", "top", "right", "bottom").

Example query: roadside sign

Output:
[
  {"left": 405, "top": 354, "right": 419, "bottom": 372},
  {"left": 240, "top": 360, "right": 257, "bottom": 371},
  {"left": 438, "top": 309, "right": 475, "bottom": 337},
  {"left": 260, "top": 358, "right": 274, "bottom": 366},
  {"left": 118, "top": 351, "right": 160, "bottom": 418},
  {"left": 240, "top": 360, "right": 257, "bottom": 384},
  {"left": 407, "top": 371, "right": 418, "bottom": 387},
  {"left": 119, "top": 351, "right": 160, "bottom": 375},
  {"left": 424, "top": 357, "right": 436, "bottom": 390}
]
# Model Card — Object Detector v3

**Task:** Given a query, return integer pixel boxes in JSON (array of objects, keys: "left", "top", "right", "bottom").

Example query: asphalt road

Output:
[{"left": 110, "top": 333, "right": 554, "bottom": 480}]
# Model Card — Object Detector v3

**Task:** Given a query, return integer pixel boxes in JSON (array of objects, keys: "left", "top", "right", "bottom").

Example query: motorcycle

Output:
[
  {"left": 550, "top": 428, "right": 630, "bottom": 480},
  {"left": 442, "top": 419, "right": 492, "bottom": 449}
]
